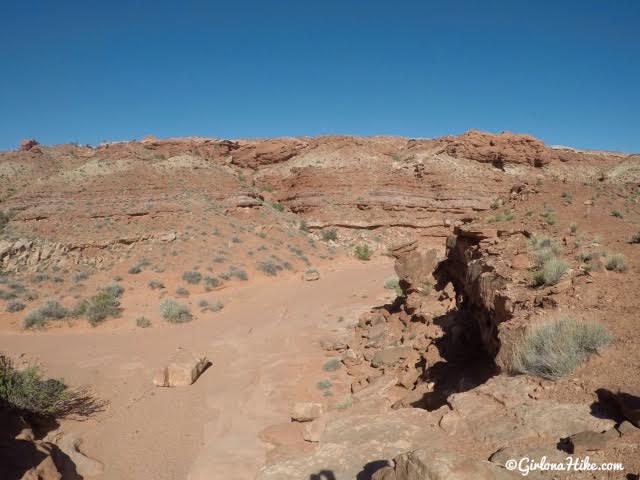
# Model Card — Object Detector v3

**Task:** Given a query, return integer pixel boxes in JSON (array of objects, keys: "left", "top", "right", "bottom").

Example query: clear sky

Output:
[{"left": 1, "top": 1, "right": 638, "bottom": 152}]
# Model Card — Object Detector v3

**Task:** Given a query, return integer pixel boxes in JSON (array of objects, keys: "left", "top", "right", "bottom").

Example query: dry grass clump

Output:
[
  {"left": 23, "top": 301, "right": 70, "bottom": 329},
  {"left": 354, "top": 244, "right": 372, "bottom": 261},
  {"left": 0, "top": 355, "right": 105, "bottom": 418},
  {"left": 510, "top": 317, "right": 611, "bottom": 379},
  {"left": 75, "top": 284, "right": 123, "bottom": 326},
  {"left": 604, "top": 253, "right": 628, "bottom": 272},
  {"left": 160, "top": 299, "right": 192, "bottom": 323},
  {"left": 529, "top": 235, "right": 568, "bottom": 286}
]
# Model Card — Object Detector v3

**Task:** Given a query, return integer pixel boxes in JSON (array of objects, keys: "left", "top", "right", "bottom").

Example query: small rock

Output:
[
  {"left": 319, "top": 335, "right": 349, "bottom": 351},
  {"left": 618, "top": 420, "right": 640, "bottom": 436},
  {"left": 303, "top": 416, "right": 326, "bottom": 442},
  {"left": 371, "top": 346, "right": 412, "bottom": 368},
  {"left": 567, "top": 430, "right": 612, "bottom": 453},
  {"left": 290, "top": 402, "right": 324, "bottom": 422},
  {"left": 302, "top": 269, "right": 320, "bottom": 281},
  {"left": 342, "top": 348, "right": 362, "bottom": 367},
  {"left": 153, "top": 348, "right": 209, "bottom": 387}
]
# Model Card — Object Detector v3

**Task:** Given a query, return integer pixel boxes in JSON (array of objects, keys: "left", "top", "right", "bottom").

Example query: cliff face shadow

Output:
[{"left": 410, "top": 308, "right": 498, "bottom": 411}]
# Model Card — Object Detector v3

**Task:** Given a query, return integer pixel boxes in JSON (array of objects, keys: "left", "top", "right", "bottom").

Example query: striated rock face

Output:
[{"left": 0, "top": 130, "right": 631, "bottom": 273}]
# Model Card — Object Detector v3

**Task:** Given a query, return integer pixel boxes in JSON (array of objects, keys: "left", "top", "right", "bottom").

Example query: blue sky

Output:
[{"left": 1, "top": 1, "right": 638, "bottom": 152}]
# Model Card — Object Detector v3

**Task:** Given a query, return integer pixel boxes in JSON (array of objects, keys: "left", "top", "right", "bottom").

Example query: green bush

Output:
[
  {"left": 611, "top": 210, "right": 624, "bottom": 219},
  {"left": 0, "top": 355, "right": 70, "bottom": 416},
  {"left": 605, "top": 253, "right": 628, "bottom": 272},
  {"left": 204, "top": 276, "right": 221, "bottom": 289},
  {"left": 257, "top": 260, "right": 280, "bottom": 276},
  {"left": 631, "top": 232, "right": 640, "bottom": 244},
  {"left": 6, "top": 300, "right": 25, "bottom": 312},
  {"left": 228, "top": 266, "right": 248, "bottom": 280},
  {"left": 148, "top": 280, "right": 165, "bottom": 290},
  {"left": 511, "top": 318, "right": 611, "bottom": 379},
  {"left": 532, "top": 256, "right": 568, "bottom": 287},
  {"left": 136, "top": 317, "right": 151, "bottom": 328},
  {"left": 323, "top": 358, "right": 342, "bottom": 372},
  {"left": 75, "top": 288, "right": 122, "bottom": 327},
  {"left": 182, "top": 271, "right": 202, "bottom": 284},
  {"left": 160, "top": 299, "right": 192, "bottom": 323},
  {"left": 23, "top": 301, "right": 70, "bottom": 329},
  {"left": 354, "top": 244, "right": 372, "bottom": 261},
  {"left": 199, "top": 299, "right": 224, "bottom": 312},
  {"left": 384, "top": 276, "right": 401, "bottom": 295},
  {"left": 529, "top": 235, "right": 567, "bottom": 287},
  {"left": 321, "top": 229, "right": 338, "bottom": 242}
]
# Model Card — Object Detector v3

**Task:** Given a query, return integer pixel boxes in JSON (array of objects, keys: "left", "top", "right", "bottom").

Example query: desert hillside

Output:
[{"left": 1, "top": 130, "right": 639, "bottom": 480}]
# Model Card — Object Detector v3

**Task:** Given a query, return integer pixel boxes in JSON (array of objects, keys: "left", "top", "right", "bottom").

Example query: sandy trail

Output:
[{"left": 1, "top": 259, "right": 393, "bottom": 480}]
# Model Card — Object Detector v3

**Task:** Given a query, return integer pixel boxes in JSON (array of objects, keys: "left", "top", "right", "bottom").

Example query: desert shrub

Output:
[
  {"left": 160, "top": 299, "right": 192, "bottom": 323},
  {"left": 321, "top": 229, "right": 338, "bottom": 242},
  {"left": 605, "top": 253, "right": 628, "bottom": 272},
  {"left": 182, "top": 271, "right": 202, "bottom": 284},
  {"left": 272, "top": 202, "right": 285, "bottom": 212},
  {"left": 354, "top": 244, "right": 372, "bottom": 261},
  {"left": 75, "top": 288, "right": 121, "bottom": 327},
  {"left": 148, "top": 280, "right": 165, "bottom": 290},
  {"left": 228, "top": 266, "right": 248, "bottom": 281},
  {"left": 176, "top": 287, "right": 190, "bottom": 297},
  {"left": 32, "top": 273, "right": 49, "bottom": 283},
  {"left": 128, "top": 265, "right": 142, "bottom": 275},
  {"left": 487, "top": 210, "right": 515, "bottom": 223},
  {"left": 531, "top": 256, "right": 568, "bottom": 287},
  {"left": 102, "top": 283, "right": 124, "bottom": 298},
  {"left": 136, "top": 317, "right": 151, "bottom": 328},
  {"left": 204, "top": 276, "right": 221, "bottom": 289},
  {"left": 384, "top": 276, "right": 401, "bottom": 294},
  {"left": 257, "top": 260, "right": 280, "bottom": 276},
  {"left": 0, "top": 211, "right": 10, "bottom": 231},
  {"left": 23, "top": 301, "right": 70, "bottom": 329},
  {"left": 510, "top": 318, "right": 611, "bottom": 379},
  {"left": 570, "top": 222, "right": 578, "bottom": 234},
  {"left": 316, "top": 379, "right": 332, "bottom": 390},
  {"left": 541, "top": 208, "right": 556, "bottom": 225},
  {"left": 0, "top": 355, "right": 70, "bottom": 416},
  {"left": 199, "top": 299, "right": 224, "bottom": 312},
  {"left": 0, "top": 289, "right": 16, "bottom": 301},
  {"left": 336, "top": 395, "right": 353, "bottom": 410},
  {"left": 611, "top": 210, "right": 624, "bottom": 219},
  {"left": 561, "top": 192, "right": 573, "bottom": 205},
  {"left": 73, "top": 271, "right": 91, "bottom": 283},
  {"left": 6, "top": 300, "right": 25, "bottom": 312},
  {"left": 299, "top": 220, "right": 309, "bottom": 233},
  {"left": 323, "top": 358, "right": 342, "bottom": 372},
  {"left": 631, "top": 232, "right": 640, "bottom": 244}
]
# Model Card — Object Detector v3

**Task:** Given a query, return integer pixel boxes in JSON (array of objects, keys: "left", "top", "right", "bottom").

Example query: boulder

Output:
[
  {"left": 391, "top": 241, "right": 438, "bottom": 293},
  {"left": 54, "top": 433, "right": 104, "bottom": 477},
  {"left": 153, "top": 348, "right": 209, "bottom": 387},
  {"left": 19, "top": 139, "right": 39, "bottom": 151},
  {"left": 290, "top": 402, "right": 324, "bottom": 422}
]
